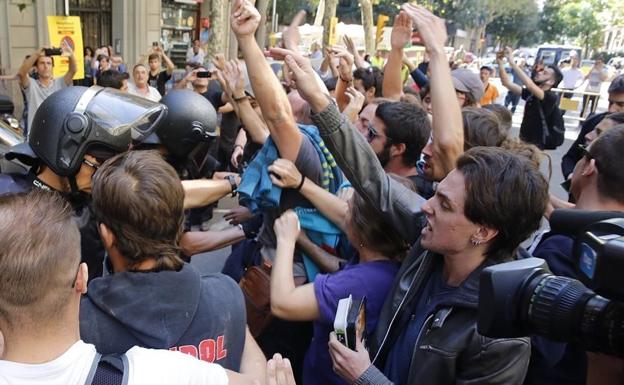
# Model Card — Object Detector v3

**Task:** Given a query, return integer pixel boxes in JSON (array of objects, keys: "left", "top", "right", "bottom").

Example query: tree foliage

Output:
[{"left": 486, "top": 0, "right": 539, "bottom": 47}]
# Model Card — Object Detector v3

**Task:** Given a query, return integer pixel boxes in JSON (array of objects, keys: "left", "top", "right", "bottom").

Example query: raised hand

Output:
[
  {"left": 343, "top": 87, "right": 366, "bottom": 123},
  {"left": 212, "top": 53, "right": 226, "bottom": 71},
  {"left": 231, "top": 0, "right": 261, "bottom": 38},
  {"left": 282, "top": 9, "right": 306, "bottom": 51},
  {"left": 391, "top": 11, "right": 413, "bottom": 50},
  {"left": 223, "top": 60, "right": 245, "bottom": 98},
  {"left": 401, "top": 4, "right": 447, "bottom": 53},
  {"left": 331, "top": 46, "right": 354, "bottom": 80},
  {"left": 270, "top": 47, "right": 321, "bottom": 104}
]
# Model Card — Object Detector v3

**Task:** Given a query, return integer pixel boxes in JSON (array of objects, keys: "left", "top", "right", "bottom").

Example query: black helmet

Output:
[
  {"left": 8, "top": 86, "right": 167, "bottom": 176},
  {"left": 142, "top": 89, "right": 217, "bottom": 158}
]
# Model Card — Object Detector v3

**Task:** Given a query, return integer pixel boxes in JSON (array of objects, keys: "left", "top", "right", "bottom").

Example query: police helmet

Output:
[
  {"left": 6, "top": 86, "right": 167, "bottom": 176},
  {"left": 142, "top": 89, "right": 217, "bottom": 158}
]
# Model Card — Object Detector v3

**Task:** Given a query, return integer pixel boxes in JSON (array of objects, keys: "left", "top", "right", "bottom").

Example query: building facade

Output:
[{"left": 0, "top": 0, "right": 226, "bottom": 74}]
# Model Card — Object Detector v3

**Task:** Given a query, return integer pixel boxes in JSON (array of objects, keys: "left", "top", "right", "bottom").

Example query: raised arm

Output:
[
  {"left": 403, "top": 4, "right": 463, "bottom": 178},
  {"left": 270, "top": 47, "right": 426, "bottom": 244},
  {"left": 160, "top": 49, "right": 175, "bottom": 75},
  {"left": 62, "top": 40, "right": 77, "bottom": 86},
  {"left": 215, "top": 60, "right": 269, "bottom": 144},
  {"left": 232, "top": 0, "right": 301, "bottom": 161},
  {"left": 17, "top": 49, "right": 42, "bottom": 88},
  {"left": 344, "top": 35, "right": 368, "bottom": 69},
  {"left": 498, "top": 51, "right": 522, "bottom": 96},
  {"left": 382, "top": 11, "right": 412, "bottom": 101},
  {"left": 333, "top": 46, "right": 355, "bottom": 112},
  {"left": 504, "top": 47, "right": 544, "bottom": 99}
]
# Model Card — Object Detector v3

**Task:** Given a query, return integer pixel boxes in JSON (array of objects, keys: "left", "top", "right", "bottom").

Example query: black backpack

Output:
[
  {"left": 537, "top": 97, "right": 565, "bottom": 150},
  {"left": 86, "top": 354, "right": 124, "bottom": 385}
]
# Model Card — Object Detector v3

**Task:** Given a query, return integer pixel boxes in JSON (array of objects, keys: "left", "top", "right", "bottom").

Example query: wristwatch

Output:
[{"left": 225, "top": 174, "right": 237, "bottom": 197}]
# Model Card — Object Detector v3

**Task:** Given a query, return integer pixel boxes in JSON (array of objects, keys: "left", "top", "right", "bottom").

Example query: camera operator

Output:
[{"left": 526, "top": 125, "right": 624, "bottom": 385}]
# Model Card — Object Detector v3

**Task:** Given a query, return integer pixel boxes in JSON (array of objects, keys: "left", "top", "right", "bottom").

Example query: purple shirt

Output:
[{"left": 303, "top": 260, "right": 400, "bottom": 385}]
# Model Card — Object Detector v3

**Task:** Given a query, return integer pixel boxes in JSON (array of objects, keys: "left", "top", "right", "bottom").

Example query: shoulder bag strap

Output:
[{"left": 88, "top": 353, "right": 125, "bottom": 385}]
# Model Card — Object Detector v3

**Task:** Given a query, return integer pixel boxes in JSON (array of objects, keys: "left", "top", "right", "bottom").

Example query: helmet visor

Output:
[{"left": 85, "top": 88, "right": 167, "bottom": 143}]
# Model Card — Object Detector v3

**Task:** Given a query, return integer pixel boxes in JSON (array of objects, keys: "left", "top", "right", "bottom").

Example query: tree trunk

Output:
[
  {"left": 322, "top": 0, "right": 338, "bottom": 49},
  {"left": 359, "top": 0, "right": 374, "bottom": 55},
  {"left": 255, "top": 0, "right": 270, "bottom": 50},
  {"left": 208, "top": 0, "right": 227, "bottom": 59}
]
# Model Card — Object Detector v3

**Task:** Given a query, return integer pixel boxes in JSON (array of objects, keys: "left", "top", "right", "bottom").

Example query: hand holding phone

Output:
[{"left": 44, "top": 48, "right": 62, "bottom": 57}]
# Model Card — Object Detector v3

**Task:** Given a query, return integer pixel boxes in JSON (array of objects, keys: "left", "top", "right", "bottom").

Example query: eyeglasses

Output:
[
  {"left": 82, "top": 158, "right": 100, "bottom": 171},
  {"left": 608, "top": 99, "right": 624, "bottom": 108}
]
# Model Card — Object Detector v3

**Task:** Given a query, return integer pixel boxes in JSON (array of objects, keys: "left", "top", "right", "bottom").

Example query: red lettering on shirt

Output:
[
  {"left": 171, "top": 335, "right": 228, "bottom": 363},
  {"left": 178, "top": 344, "right": 199, "bottom": 358}
]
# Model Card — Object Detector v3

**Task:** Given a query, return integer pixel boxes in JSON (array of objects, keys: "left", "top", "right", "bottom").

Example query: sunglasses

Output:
[{"left": 367, "top": 122, "right": 382, "bottom": 142}]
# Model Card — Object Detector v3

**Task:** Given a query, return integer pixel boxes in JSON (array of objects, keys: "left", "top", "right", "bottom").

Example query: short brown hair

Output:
[
  {"left": 462, "top": 107, "right": 506, "bottom": 150},
  {"left": 148, "top": 53, "right": 161, "bottom": 62},
  {"left": 91, "top": 150, "right": 185, "bottom": 271},
  {"left": 587, "top": 124, "right": 624, "bottom": 204},
  {"left": 457, "top": 147, "right": 548, "bottom": 262},
  {"left": 0, "top": 191, "right": 80, "bottom": 330},
  {"left": 348, "top": 174, "right": 414, "bottom": 260}
]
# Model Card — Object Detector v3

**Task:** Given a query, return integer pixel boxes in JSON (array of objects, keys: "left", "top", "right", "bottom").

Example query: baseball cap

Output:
[{"left": 451, "top": 68, "right": 484, "bottom": 102}]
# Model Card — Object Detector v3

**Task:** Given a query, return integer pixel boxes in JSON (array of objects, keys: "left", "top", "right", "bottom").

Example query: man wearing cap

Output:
[
  {"left": 451, "top": 68, "right": 484, "bottom": 107},
  {"left": 498, "top": 46, "right": 563, "bottom": 148},
  {"left": 479, "top": 65, "right": 499, "bottom": 105}
]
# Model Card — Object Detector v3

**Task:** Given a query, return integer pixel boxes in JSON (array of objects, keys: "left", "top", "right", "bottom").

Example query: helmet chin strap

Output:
[{"left": 67, "top": 175, "right": 82, "bottom": 196}]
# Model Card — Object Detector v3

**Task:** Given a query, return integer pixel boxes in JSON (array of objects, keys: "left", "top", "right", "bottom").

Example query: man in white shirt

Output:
[
  {"left": 187, "top": 39, "right": 206, "bottom": 65},
  {"left": 561, "top": 57, "right": 584, "bottom": 96},
  {"left": 0, "top": 191, "right": 252, "bottom": 385},
  {"left": 18, "top": 42, "right": 77, "bottom": 133}
]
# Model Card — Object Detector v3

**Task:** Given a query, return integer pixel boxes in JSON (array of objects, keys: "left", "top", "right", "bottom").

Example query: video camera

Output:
[{"left": 477, "top": 209, "right": 624, "bottom": 357}]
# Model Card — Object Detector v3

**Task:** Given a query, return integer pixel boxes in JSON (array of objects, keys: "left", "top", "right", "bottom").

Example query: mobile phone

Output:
[
  {"left": 197, "top": 71, "right": 211, "bottom": 78},
  {"left": 334, "top": 295, "right": 367, "bottom": 350},
  {"left": 44, "top": 48, "right": 62, "bottom": 56}
]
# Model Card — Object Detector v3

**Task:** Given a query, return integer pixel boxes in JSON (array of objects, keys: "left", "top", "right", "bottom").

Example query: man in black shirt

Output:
[
  {"left": 145, "top": 45, "right": 175, "bottom": 96},
  {"left": 498, "top": 47, "right": 563, "bottom": 148}
]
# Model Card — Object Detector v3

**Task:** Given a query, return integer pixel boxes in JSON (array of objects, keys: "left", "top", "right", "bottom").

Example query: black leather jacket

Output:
[
  {"left": 312, "top": 104, "right": 530, "bottom": 385},
  {"left": 358, "top": 246, "right": 530, "bottom": 385}
]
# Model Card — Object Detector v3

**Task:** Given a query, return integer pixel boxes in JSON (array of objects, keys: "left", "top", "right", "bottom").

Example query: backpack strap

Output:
[{"left": 85, "top": 353, "right": 126, "bottom": 385}]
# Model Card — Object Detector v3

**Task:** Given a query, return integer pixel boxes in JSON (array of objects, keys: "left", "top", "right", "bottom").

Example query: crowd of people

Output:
[{"left": 2, "top": 1, "right": 624, "bottom": 385}]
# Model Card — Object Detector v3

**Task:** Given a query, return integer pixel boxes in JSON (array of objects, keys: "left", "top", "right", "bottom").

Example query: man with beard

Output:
[
  {"left": 364, "top": 101, "right": 431, "bottom": 191},
  {"left": 498, "top": 46, "right": 563, "bottom": 149}
]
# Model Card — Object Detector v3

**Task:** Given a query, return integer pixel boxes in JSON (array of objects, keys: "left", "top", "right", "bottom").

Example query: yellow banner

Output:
[
  {"left": 328, "top": 17, "right": 339, "bottom": 46},
  {"left": 375, "top": 14, "right": 389, "bottom": 48},
  {"left": 47, "top": 16, "right": 84, "bottom": 80}
]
